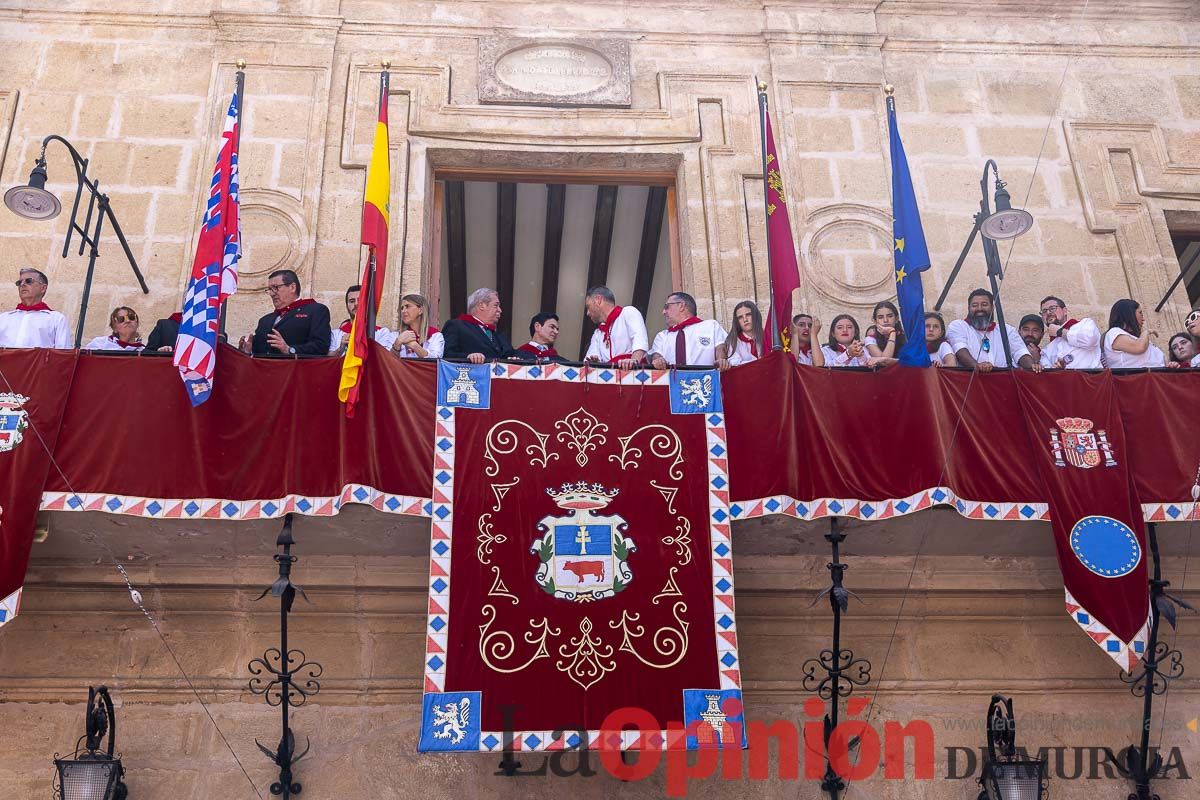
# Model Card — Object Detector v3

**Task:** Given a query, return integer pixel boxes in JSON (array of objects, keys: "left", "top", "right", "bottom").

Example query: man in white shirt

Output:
[
  {"left": 946, "top": 288, "right": 1038, "bottom": 372},
  {"left": 329, "top": 283, "right": 398, "bottom": 354},
  {"left": 1038, "top": 295, "right": 1102, "bottom": 369},
  {"left": 648, "top": 292, "right": 728, "bottom": 368},
  {"left": 583, "top": 286, "right": 647, "bottom": 370},
  {"left": 0, "top": 268, "right": 71, "bottom": 348}
]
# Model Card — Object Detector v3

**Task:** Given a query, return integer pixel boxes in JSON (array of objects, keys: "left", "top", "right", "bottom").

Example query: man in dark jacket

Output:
[
  {"left": 441, "top": 287, "right": 514, "bottom": 362},
  {"left": 239, "top": 269, "right": 331, "bottom": 356}
]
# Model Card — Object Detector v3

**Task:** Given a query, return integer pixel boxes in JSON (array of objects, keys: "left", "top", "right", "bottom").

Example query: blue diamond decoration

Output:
[
  {"left": 492, "top": 365, "right": 504, "bottom": 376},
  {"left": 984, "top": 504, "right": 999, "bottom": 518},
  {"left": 567, "top": 733, "right": 581, "bottom": 748},
  {"left": 713, "top": 509, "right": 727, "bottom": 522},
  {"left": 765, "top": 498, "right": 780, "bottom": 512},
  {"left": 1107, "top": 640, "right": 1121, "bottom": 652},
  {"left": 599, "top": 370, "right": 613, "bottom": 382},
  {"left": 721, "top": 653, "right": 737, "bottom": 667},
  {"left": 436, "top": 471, "right": 451, "bottom": 485},
  {"left": 1167, "top": 506, "right": 1181, "bottom": 519},
  {"left": 862, "top": 504, "right": 875, "bottom": 518},
  {"left": 797, "top": 503, "right": 809, "bottom": 516},
  {"left": 932, "top": 489, "right": 947, "bottom": 502},
  {"left": 106, "top": 498, "right": 121, "bottom": 511},
  {"left": 716, "top": 578, "right": 732, "bottom": 592},
  {"left": 955, "top": 500, "right": 966, "bottom": 512},
  {"left": 432, "top": 578, "right": 447, "bottom": 593},
  {"left": 428, "top": 655, "right": 444, "bottom": 671},
  {"left": 712, "top": 476, "right": 727, "bottom": 489},
  {"left": 437, "top": 438, "right": 452, "bottom": 452},
  {"left": 353, "top": 487, "right": 369, "bottom": 501},
  {"left": 67, "top": 495, "right": 83, "bottom": 509},
  {"left": 146, "top": 501, "right": 162, "bottom": 515},
  {"left": 1134, "top": 641, "right": 1145, "bottom": 653},
  {"left": 714, "top": 543, "right": 730, "bottom": 556},
  {"left": 438, "top": 407, "right": 452, "bottom": 420},
  {"left": 706, "top": 414, "right": 721, "bottom": 426},
  {"left": 1075, "top": 612, "right": 1090, "bottom": 624},
  {"left": 529, "top": 366, "right": 541, "bottom": 378},
  {"left": 717, "top": 614, "right": 733, "bottom": 629},
  {"left": 636, "top": 371, "right": 649, "bottom": 382},
  {"left": 730, "top": 503, "right": 743, "bottom": 517},
  {"left": 896, "top": 500, "right": 911, "bottom": 513},
  {"left": 435, "top": 506, "right": 450, "bottom": 520},
  {"left": 1020, "top": 505, "right": 1035, "bottom": 518},
  {"left": 297, "top": 499, "right": 312, "bottom": 512},
  {"left": 385, "top": 497, "right": 401, "bottom": 511},
  {"left": 710, "top": 444, "right": 726, "bottom": 457},
  {"left": 184, "top": 501, "right": 200, "bottom": 515},
  {"left": 430, "top": 616, "right": 446, "bottom": 632},
  {"left": 525, "top": 734, "right": 542, "bottom": 749},
  {"left": 829, "top": 501, "right": 843, "bottom": 513},
  {"left": 433, "top": 541, "right": 449, "bottom": 555},
  {"left": 222, "top": 502, "right": 238, "bottom": 517},
  {"left": 482, "top": 734, "right": 499, "bottom": 750},
  {"left": 564, "top": 368, "right": 578, "bottom": 380}
]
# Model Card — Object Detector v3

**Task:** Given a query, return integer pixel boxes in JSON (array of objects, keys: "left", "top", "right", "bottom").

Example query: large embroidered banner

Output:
[{"left": 419, "top": 363, "right": 744, "bottom": 753}]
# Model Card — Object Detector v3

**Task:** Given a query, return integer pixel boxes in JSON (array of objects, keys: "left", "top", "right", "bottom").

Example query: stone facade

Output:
[{"left": 1, "top": 1, "right": 1199, "bottom": 798}]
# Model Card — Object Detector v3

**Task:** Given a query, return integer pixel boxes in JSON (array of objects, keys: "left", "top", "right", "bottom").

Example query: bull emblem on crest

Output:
[{"left": 531, "top": 482, "right": 636, "bottom": 602}]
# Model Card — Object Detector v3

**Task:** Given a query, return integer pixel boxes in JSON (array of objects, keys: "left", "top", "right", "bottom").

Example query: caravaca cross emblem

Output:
[
  {"left": 531, "top": 482, "right": 636, "bottom": 603},
  {"left": 1049, "top": 416, "right": 1117, "bottom": 470}
]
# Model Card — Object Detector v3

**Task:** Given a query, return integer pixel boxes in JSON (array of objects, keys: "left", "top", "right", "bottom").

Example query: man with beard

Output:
[
  {"left": 1038, "top": 294, "right": 1102, "bottom": 369},
  {"left": 1018, "top": 314, "right": 1046, "bottom": 367},
  {"left": 946, "top": 288, "right": 1038, "bottom": 372}
]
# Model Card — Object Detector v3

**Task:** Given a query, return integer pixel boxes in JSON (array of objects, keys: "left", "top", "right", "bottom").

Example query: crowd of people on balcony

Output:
[{"left": 3, "top": 265, "right": 1199, "bottom": 372}]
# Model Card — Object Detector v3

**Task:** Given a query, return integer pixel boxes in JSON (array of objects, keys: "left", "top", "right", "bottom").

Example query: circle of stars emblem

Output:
[{"left": 1069, "top": 516, "right": 1142, "bottom": 578}]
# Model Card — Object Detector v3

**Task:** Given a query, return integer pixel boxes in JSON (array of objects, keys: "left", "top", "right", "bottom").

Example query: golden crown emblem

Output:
[
  {"left": 1055, "top": 417, "right": 1094, "bottom": 435},
  {"left": 545, "top": 481, "right": 619, "bottom": 511}
]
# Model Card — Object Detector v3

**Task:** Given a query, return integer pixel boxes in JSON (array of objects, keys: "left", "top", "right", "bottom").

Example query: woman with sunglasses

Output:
[{"left": 83, "top": 307, "right": 144, "bottom": 352}]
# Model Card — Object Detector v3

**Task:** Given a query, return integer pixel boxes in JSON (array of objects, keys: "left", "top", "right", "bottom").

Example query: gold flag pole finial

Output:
[
  {"left": 236, "top": 59, "right": 246, "bottom": 71},
  {"left": 884, "top": 83, "right": 895, "bottom": 96},
  {"left": 382, "top": 59, "right": 392, "bottom": 70},
  {"left": 757, "top": 80, "right": 767, "bottom": 93}
]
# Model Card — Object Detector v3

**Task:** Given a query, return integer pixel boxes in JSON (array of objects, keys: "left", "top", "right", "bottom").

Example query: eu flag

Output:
[{"left": 887, "top": 95, "right": 931, "bottom": 367}]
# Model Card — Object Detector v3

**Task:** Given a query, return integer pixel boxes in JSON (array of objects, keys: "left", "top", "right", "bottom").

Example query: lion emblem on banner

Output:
[
  {"left": 1049, "top": 417, "right": 1116, "bottom": 470},
  {"left": 531, "top": 482, "right": 636, "bottom": 602},
  {"left": 431, "top": 697, "right": 471, "bottom": 745}
]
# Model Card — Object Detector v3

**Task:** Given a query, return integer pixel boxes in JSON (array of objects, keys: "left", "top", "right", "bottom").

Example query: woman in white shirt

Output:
[
  {"left": 864, "top": 301, "right": 905, "bottom": 360},
  {"left": 392, "top": 294, "right": 444, "bottom": 359},
  {"left": 723, "top": 300, "right": 764, "bottom": 367},
  {"left": 1102, "top": 299, "right": 1165, "bottom": 369},
  {"left": 822, "top": 314, "right": 869, "bottom": 367},
  {"left": 924, "top": 312, "right": 957, "bottom": 367},
  {"left": 83, "top": 306, "right": 144, "bottom": 352}
]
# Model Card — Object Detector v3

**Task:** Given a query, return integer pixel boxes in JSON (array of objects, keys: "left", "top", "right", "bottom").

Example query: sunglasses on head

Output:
[{"left": 114, "top": 313, "right": 137, "bottom": 324}]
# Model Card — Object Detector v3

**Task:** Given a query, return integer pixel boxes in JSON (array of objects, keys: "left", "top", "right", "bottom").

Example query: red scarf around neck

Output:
[
  {"left": 15, "top": 302, "right": 51, "bottom": 312},
  {"left": 597, "top": 305, "right": 622, "bottom": 347},
  {"left": 458, "top": 313, "right": 495, "bottom": 332},
  {"left": 737, "top": 331, "right": 759, "bottom": 358},
  {"left": 112, "top": 336, "right": 143, "bottom": 349},
  {"left": 275, "top": 298, "right": 316, "bottom": 317},
  {"left": 667, "top": 316, "right": 703, "bottom": 333},
  {"left": 518, "top": 342, "right": 559, "bottom": 359}
]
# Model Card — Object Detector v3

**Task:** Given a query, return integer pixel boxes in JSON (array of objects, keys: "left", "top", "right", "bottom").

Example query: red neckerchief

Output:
[
  {"left": 339, "top": 319, "right": 383, "bottom": 334},
  {"left": 15, "top": 302, "right": 51, "bottom": 312},
  {"left": 667, "top": 316, "right": 703, "bottom": 333},
  {"left": 518, "top": 342, "right": 559, "bottom": 359},
  {"left": 796, "top": 343, "right": 811, "bottom": 356},
  {"left": 1056, "top": 318, "right": 1078, "bottom": 338},
  {"left": 597, "top": 305, "right": 623, "bottom": 350},
  {"left": 737, "top": 331, "right": 759, "bottom": 358},
  {"left": 457, "top": 313, "right": 495, "bottom": 332},
  {"left": 168, "top": 312, "right": 183, "bottom": 323},
  {"left": 111, "top": 336, "right": 143, "bottom": 350},
  {"left": 274, "top": 298, "right": 316, "bottom": 319}
]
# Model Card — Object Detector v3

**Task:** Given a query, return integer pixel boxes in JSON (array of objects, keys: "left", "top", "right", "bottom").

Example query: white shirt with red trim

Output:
[
  {"left": 0, "top": 307, "right": 71, "bottom": 348},
  {"left": 728, "top": 336, "right": 759, "bottom": 366},
  {"left": 793, "top": 346, "right": 815, "bottom": 366},
  {"left": 585, "top": 306, "right": 648, "bottom": 362},
  {"left": 83, "top": 335, "right": 144, "bottom": 352},
  {"left": 329, "top": 324, "right": 399, "bottom": 354},
  {"left": 1042, "top": 318, "right": 1102, "bottom": 369},
  {"left": 1102, "top": 328, "right": 1166, "bottom": 369},
  {"left": 946, "top": 319, "right": 1030, "bottom": 367},
  {"left": 820, "top": 344, "right": 869, "bottom": 367},
  {"left": 649, "top": 319, "right": 728, "bottom": 367},
  {"left": 396, "top": 331, "right": 444, "bottom": 359}
]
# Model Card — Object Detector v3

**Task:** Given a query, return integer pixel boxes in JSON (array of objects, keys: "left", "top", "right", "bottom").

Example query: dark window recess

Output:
[{"left": 1170, "top": 233, "right": 1200, "bottom": 308}]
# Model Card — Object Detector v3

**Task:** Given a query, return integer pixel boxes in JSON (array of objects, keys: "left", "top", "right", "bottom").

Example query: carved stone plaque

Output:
[{"left": 478, "top": 37, "right": 631, "bottom": 107}]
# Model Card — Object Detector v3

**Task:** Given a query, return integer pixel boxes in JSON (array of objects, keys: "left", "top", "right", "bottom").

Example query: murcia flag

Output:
[
  {"left": 758, "top": 95, "right": 801, "bottom": 352},
  {"left": 174, "top": 86, "right": 241, "bottom": 405},
  {"left": 339, "top": 68, "right": 390, "bottom": 417}
]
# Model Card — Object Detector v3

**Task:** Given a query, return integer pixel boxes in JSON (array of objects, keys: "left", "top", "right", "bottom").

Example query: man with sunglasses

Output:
[
  {"left": 647, "top": 292, "right": 729, "bottom": 369},
  {"left": 1038, "top": 294, "right": 1101, "bottom": 369},
  {"left": 0, "top": 268, "right": 71, "bottom": 348},
  {"left": 946, "top": 287, "right": 1038, "bottom": 372},
  {"left": 238, "top": 269, "right": 331, "bottom": 356}
]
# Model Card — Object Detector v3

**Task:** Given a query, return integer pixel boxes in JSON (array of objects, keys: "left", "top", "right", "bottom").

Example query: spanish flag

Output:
[{"left": 339, "top": 68, "right": 390, "bottom": 416}]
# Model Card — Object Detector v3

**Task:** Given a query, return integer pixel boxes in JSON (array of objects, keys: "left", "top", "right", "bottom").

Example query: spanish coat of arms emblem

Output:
[
  {"left": 1049, "top": 416, "right": 1117, "bottom": 470},
  {"left": 0, "top": 394, "right": 30, "bottom": 453},
  {"left": 531, "top": 482, "right": 636, "bottom": 602}
]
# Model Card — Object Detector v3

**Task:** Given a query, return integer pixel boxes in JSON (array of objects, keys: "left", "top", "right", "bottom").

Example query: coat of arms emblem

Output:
[
  {"left": 0, "top": 393, "right": 30, "bottom": 453},
  {"left": 1049, "top": 416, "right": 1116, "bottom": 470},
  {"left": 531, "top": 482, "right": 636, "bottom": 602}
]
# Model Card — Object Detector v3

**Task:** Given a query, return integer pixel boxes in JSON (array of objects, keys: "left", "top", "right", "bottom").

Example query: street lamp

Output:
[
  {"left": 978, "top": 695, "right": 1046, "bottom": 800},
  {"left": 3, "top": 135, "right": 148, "bottom": 347},
  {"left": 53, "top": 686, "right": 128, "bottom": 800},
  {"left": 934, "top": 160, "right": 1035, "bottom": 367}
]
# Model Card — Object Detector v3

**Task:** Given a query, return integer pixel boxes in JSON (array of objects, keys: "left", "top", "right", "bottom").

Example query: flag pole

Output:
[
  {"left": 756, "top": 78, "right": 781, "bottom": 351},
  {"left": 218, "top": 59, "right": 245, "bottom": 343},
  {"left": 364, "top": 63, "right": 389, "bottom": 337}
]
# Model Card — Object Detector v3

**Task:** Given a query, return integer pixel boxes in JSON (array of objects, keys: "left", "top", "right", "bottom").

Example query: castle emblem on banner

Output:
[
  {"left": 0, "top": 393, "right": 30, "bottom": 453},
  {"left": 531, "top": 482, "right": 636, "bottom": 602},
  {"left": 1049, "top": 417, "right": 1116, "bottom": 470}
]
